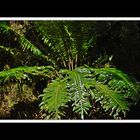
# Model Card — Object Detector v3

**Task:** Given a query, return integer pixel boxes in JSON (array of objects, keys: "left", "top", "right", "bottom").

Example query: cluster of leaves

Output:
[
  {"left": 0, "top": 20, "right": 140, "bottom": 120},
  {"left": 40, "top": 66, "right": 140, "bottom": 119},
  {"left": 33, "top": 21, "right": 96, "bottom": 69}
]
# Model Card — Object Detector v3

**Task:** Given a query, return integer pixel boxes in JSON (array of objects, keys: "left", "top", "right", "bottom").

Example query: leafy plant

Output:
[
  {"left": 40, "top": 79, "right": 69, "bottom": 119},
  {"left": 0, "top": 21, "right": 139, "bottom": 120},
  {"left": 40, "top": 66, "right": 140, "bottom": 119},
  {"left": 0, "top": 66, "right": 55, "bottom": 87},
  {"left": 0, "top": 22, "right": 45, "bottom": 58}
]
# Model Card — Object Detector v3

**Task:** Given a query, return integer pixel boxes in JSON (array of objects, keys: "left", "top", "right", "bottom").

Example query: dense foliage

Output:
[{"left": 0, "top": 20, "right": 140, "bottom": 119}]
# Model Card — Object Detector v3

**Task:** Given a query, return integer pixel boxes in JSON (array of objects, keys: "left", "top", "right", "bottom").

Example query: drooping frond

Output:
[
  {"left": 0, "top": 23, "right": 45, "bottom": 58},
  {"left": 90, "top": 67, "right": 140, "bottom": 102},
  {"left": 40, "top": 79, "right": 69, "bottom": 119},
  {"left": 90, "top": 83, "right": 131, "bottom": 118},
  {"left": 82, "top": 66, "right": 140, "bottom": 118},
  {"left": 19, "top": 36, "right": 45, "bottom": 57},
  {"left": 0, "top": 66, "right": 54, "bottom": 85}
]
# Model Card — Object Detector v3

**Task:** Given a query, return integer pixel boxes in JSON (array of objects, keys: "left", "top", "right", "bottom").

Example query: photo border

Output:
[{"left": 0, "top": 17, "right": 140, "bottom": 123}]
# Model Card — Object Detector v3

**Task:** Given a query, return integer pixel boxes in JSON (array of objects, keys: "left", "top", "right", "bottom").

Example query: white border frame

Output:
[
  {"left": 0, "top": 17, "right": 140, "bottom": 20},
  {"left": 0, "top": 17, "right": 140, "bottom": 123},
  {"left": 0, "top": 120, "right": 140, "bottom": 123}
]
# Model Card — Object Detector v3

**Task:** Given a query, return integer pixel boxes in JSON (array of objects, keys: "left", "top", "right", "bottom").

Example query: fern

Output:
[
  {"left": 0, "top": 23, "right": 12, "bottom": 36},
  {"left": 33, "top": 21, "right": 70, "bottom": 68},
  {"left": 1, "top": 21, "right": 139, "bottom": 120},
  {"left": 40, "top": 66, "right": 140, "bottom": 119},
  {"left": 0, "top": 66, "right": 54, "bottom": 85},
  {"left": 0, "top": 23, "right": 45, "bottom": 58},
  {"left": 33, "top": 21, "right": 97, "bottom": 69},
  {"left": 90, "top": 67, "right": 140, "bottom": 102},
  {"left": 40, "top": 68, "right": 92, "bottom": 119},
  {"left": 40, "top": 79, "right": 69, "bottom": 119},
  {"left": 67, "top": 69, "right": 92, "bottom": 119},
  {"left": 19, "top": 36, "right": 45, "bottom": 57},
  {"left": 90, "top": 83, "right": 131, "bottom": 118},
  {"left": 83, "top": 66, "right": 140, "bottom": 118}
]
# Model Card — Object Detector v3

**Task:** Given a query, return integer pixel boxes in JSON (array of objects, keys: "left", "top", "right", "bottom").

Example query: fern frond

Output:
[
  {"left": 0, "top": 66, "right": 54, "bottom": 85},
  {"left": 67, "top": 69, "right": 91, "bottom": 119},
  {"left": 40, "top": 79, "right": 69, "bottom": 119},
  {"left": 0, "top": 23, "right": 12, "bottom": 36},
  {"left": 33, "top": 21, "right": 97, "bottom": 69},
  {"left": 40, "top": 68, "right": 92, "bottom": 119},
  {"left": 0, "top": 23, "right": 45, "bottom": 58},
  {"left": 90, "top": 83, "right": 131, "bottom": 118},
  {"left": 19, "top": 36, "right": 45, "bottom": 57},
  {"left": 81, "top": 66, "right": 140, "bottom": 118},
  {"left": 91, "top": 67, "right": 140, "bottom": 102},
  {"left": 33, "top": 21, "right": 68, "bottom": 67}
]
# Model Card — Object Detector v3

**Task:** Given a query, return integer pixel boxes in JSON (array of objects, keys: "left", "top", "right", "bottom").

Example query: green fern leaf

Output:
[
  {"left": 81, "top": 66, "right": 140, "bottom": 118},
  {"left": 90, "top": 83, "right": 131, "bottom": 118},
  {"left": 66, "top": 69, "right": 92, "bottom": 119},
  {"left": 0, "top": 23, "right": 11, "bottom": 36},
  {"left": 40, "top": 79, "right": 69, "bottom": 119},
  {"left": 92, "top": 68, "right": 140, "bottom": 102},
  {"left": 40, "top": 66, "right": 140, "bottom": 119},
  {"left": 0, "top": 23, "right": 45, "bottom": 58},
  {"left": 19, "top": 36, "right": 45, "bottom": 57},
  {"left": 0, "top": 66, "right": 54, "bottom": 85}
]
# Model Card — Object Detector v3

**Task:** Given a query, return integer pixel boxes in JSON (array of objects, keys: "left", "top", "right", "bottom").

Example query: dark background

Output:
[{"left": 0, "top": 4, "right": 140, "bottom": 134}]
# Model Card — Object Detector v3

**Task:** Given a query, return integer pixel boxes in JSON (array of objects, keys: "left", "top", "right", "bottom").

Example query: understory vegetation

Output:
[{"left": 0, "top": 20, "right": 140, "bottom": 119}]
